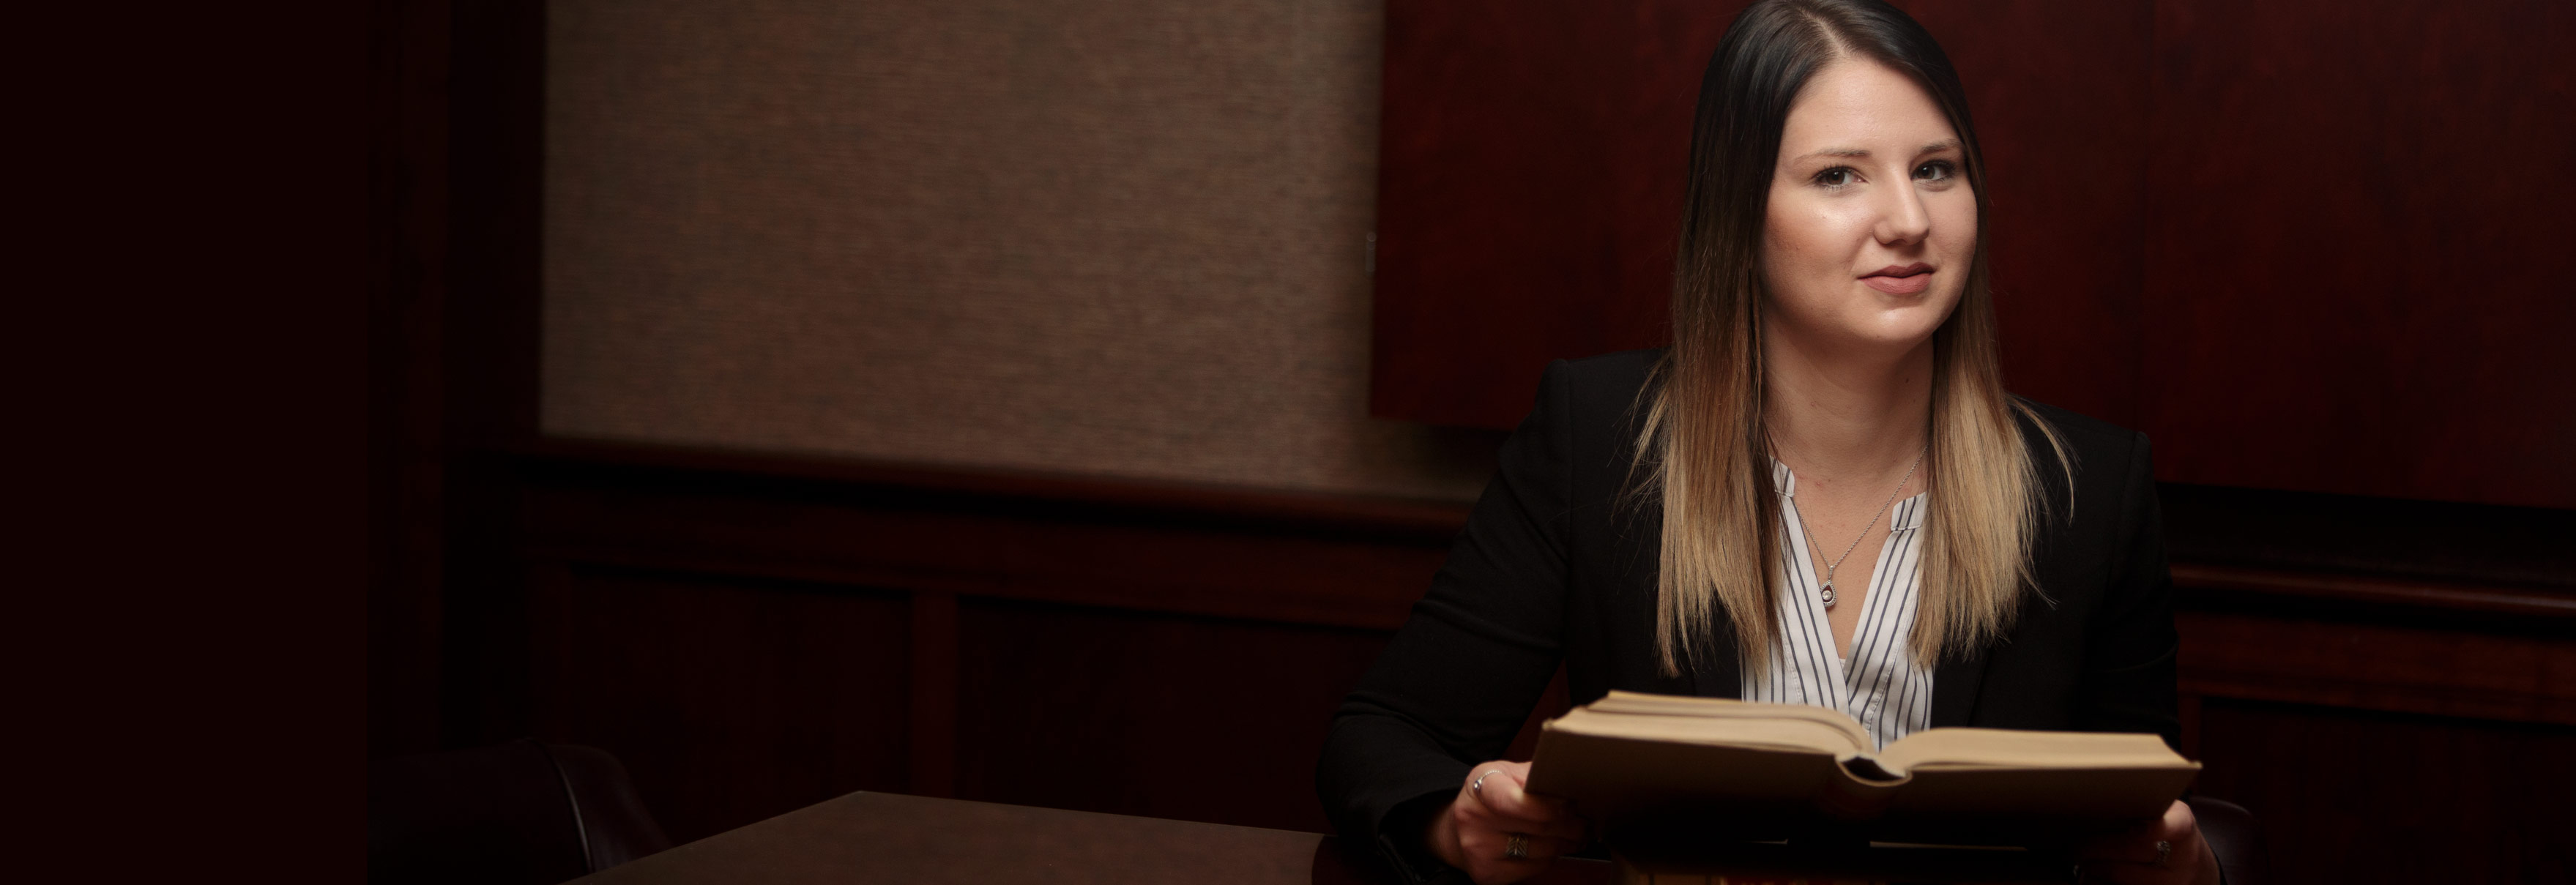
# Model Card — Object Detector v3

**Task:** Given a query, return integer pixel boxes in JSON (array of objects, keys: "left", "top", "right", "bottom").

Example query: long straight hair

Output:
[{"left": 1635, "top": 0, "right": 2070, "bottom": 676}]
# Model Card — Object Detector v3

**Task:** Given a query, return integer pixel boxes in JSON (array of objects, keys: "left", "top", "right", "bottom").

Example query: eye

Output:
[
  {"left": 1914, "top": 160, "right": 1959, "bottom": 182},
  {"left": 1812, "top": 166, "right": 1858, "bottom": 188}
]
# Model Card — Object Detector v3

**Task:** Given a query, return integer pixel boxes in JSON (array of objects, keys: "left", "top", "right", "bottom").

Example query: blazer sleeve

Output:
[
  {"left": 1315, "top": 361, "right": 1579, "bottom": 881},
  {"left": 2074, "top": 431, "right": 2183, "bottom": 750}
]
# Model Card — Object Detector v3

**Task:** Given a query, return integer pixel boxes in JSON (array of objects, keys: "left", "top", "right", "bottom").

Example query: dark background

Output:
[
  {"left": 21, "top": 3, "right": 365, "bottom": 881},
  {"left": 368, "top": 2, "right": 2573, "bottom": 884},
  {"left": 1373, "top": 0, "right": 2576, "bottom": 512}
]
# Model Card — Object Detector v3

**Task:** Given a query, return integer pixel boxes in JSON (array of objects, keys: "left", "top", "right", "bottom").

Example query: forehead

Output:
[{"left": 1779, "top": 59, "right": 1957, "bottom": 156}]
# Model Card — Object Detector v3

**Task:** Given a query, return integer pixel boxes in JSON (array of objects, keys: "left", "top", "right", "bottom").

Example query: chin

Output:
[
  {"left": 1852, "top": 307, "right": 1954, "bottom": 348},
  {"left": 1847, "top": 330, "right": 1943, "bottom": 355}
]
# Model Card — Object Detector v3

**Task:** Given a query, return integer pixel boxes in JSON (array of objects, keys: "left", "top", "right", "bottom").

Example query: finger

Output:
[
  {"left": 2162, "top": 801, "right": 2199, "bottom": 845},
  {"left": 1462, "top": 763, "right": 1590, "bottom": 843},
  {"left": 1461, "top": 791, "right": 1587, "bottom": 840},
  {"left": 2096, "top": 801, "right": 2195, "bottom": 866},
  {"left": 1469, "top": 766, "right": 1577, "bottom": 824},
  {"left": 1462, "top": 807, "right": 1588, "bottom": 842},
  {"left": 1494, "top": 761, "right": 1567, "bottom": 810},
  {"left": 1457, "top": 796, "right": 1587, "bottom": 840}
]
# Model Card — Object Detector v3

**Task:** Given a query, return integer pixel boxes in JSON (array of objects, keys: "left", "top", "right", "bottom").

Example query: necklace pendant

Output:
[{"left": 1819, "top": 583, "right": 1837, "bottom": 608}]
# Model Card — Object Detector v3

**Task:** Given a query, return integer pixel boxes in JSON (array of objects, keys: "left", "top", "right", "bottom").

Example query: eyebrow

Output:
[{"left": 1790, "top": 139, "right": 1963, "bottom": 163}]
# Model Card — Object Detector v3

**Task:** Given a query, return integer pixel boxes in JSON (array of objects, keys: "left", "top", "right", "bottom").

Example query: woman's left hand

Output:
[{"left": 2077, "top": 799, "right": 2221, "bottom": 884}]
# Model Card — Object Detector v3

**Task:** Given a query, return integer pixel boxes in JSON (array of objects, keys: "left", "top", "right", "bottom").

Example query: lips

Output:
[{"left": 1862, "top": 263, "right": 1934, "bottom": 295}]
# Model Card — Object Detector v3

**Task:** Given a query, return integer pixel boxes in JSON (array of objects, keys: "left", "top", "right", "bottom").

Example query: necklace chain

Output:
[{"left": 1793, "top": 447, "right": 1924, "bottom": 608}]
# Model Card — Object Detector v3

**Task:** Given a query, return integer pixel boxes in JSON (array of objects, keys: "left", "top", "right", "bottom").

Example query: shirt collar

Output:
[{"left": 1771, "top": 458, "right": 1929, "bottom": 531}]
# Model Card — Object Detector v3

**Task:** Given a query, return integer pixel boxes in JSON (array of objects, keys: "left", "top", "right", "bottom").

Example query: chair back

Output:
[
  {"left": 2186, "top": 796, "right": 2268, "bottom": 885},
  {"left": 369, "top": 740, "right": 671, "bottom": 884}
]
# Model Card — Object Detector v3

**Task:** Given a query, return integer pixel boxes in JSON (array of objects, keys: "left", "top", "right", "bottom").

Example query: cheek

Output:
[
  {"left": 1931, "top": 197, "right": 1978, "bottom": 261},
  {"left": 1924, "top": 199, "right": 1978, "bottom": 315},
  {"left": 1763, "top": 201, "right": 1866, "bottom": 283}
]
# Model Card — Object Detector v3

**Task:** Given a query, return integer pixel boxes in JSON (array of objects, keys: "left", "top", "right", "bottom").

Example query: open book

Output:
[{"left": 1524, "top": 692, "right": 2199, "bottom": 844}]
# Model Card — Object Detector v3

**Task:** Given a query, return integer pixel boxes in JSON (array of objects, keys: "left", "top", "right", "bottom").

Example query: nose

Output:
[{"left": 1872, "top": 178, "right": 1932, "bottom": 247}]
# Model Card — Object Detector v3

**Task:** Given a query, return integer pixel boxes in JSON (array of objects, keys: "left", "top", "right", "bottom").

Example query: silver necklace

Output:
[{"left": 1793, "top": 448, "right": 1924, "bottom": 609}]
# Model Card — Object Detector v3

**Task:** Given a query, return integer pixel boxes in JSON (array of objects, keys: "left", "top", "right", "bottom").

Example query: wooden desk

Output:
[{"left": 572, "top": 791, "right": 1612, "bottom": 884}]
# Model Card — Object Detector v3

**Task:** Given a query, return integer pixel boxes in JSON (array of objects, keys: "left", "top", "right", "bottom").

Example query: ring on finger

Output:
[
  {"left": 2153, "top": 840, "right": 2172, "bottom": 867},
  {"left": 1471, "top": 769, "right": 1504, "bottom": 799},
  {"left": 1504, "top": 832, "right": 1530, "bottom": 861}
]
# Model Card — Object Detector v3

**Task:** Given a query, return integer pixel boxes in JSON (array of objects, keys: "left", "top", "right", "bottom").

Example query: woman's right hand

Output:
[{"left": 1424, "top": 761, "right": 1587, "bottom": 884}]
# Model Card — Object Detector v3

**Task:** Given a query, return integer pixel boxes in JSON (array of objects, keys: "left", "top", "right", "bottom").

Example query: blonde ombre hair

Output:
[{"left": 1635, "top": 0, "right": 2071, "bottom": 676}]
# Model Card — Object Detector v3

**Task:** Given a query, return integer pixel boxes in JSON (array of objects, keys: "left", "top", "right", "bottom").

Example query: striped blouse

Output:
[{"left": 1741, "top": 460, "right": 1934, "bottom": 750}]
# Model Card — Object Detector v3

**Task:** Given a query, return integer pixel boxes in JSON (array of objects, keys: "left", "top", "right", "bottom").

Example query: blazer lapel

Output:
[
  {"left": 1687, "top": 643, "right": 1743, "bottom": 699},
  {"left": 1929, "top": 646, "right": 1991, "bottom": 727},
  {"left": 1683, "top": 619, "right": 1744, "bottom": 699}
]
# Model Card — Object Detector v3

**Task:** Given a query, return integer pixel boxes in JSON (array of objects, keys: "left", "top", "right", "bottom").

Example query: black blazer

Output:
[{"left": 1315, "top": 349, "right": 2179, "bottom": 878}]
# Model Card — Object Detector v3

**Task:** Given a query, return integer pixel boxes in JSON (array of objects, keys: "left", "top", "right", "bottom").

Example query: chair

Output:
[
  {"left": 2186, "top": 796, "right": 2268, "bottom": 885},
  {"left": 368, "top": 740, "right": 671, "bottom": 885}
]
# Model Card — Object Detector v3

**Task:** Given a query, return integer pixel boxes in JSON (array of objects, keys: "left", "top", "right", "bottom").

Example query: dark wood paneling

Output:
[
  {"left": 1369, "top": 0, "right": 1732, "bottom": 425},
  {"left": 512, "top": 444, "right": 1458, "bottom": 632},
  {"left": 1903, "top": 0, "right": 2152, "bottom": 427},
  {"left": 2192, "top": 698, "right": 2576, "bottom": 884},
  {"left": 521, "top": 439, "right": 1477, "bottom": 540},
  {"left": 451, "top": 441, "right": 2575, "bottom": 878},
  {"left": 908, "top": 590, "right": 960, "bottom": 798},
  {"left": 421, "top": 0, "right": 551, "bottom": 758},
  {"left": 489, "top": 444, "right": 1468, "bottom": 838},
  {"left": 953, "top": 599, "right": 1392, "bottom": 832},
  {"left": 443, "top": 0, "right": 544, "bottom": 449},
  {"left": 1369, "top": 0, "right": 2160, "bottom": 430},
  {"left": 1369, "top": 0, "right": 2576, "bottom": 510},
  {"left": 369, "top": 0, "right": 455, "bottom": 760},
  {"left": 523, "top": 565, "right": 914, "bottom": 843},
  {"left": 2178, "top": 608, "right": 2576, "bottom": 726},
  {"left": 2176, "top": 564, "right": 2576, "bottom": 622},
  {"left": 373, "top": 0, "right": 553, "bottom": 761},
  {"left": 2162, "top": 482, "right": 2576, "bottom": 589},
  {"left": 2142, "top": 0, "right": 2576, "bottom": 508}
]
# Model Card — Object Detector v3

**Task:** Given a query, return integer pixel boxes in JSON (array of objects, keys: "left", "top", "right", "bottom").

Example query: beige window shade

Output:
[{"left": 542, "top": 0, "right": 1489, "bottom": 501}]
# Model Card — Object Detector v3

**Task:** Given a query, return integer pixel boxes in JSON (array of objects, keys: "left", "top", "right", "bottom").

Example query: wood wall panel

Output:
[
  {"left": 2190, "top": 698, "right": 2576, "bottom": 884},
  {"left": 367, "top": 0, "right": 455, "bottom": 761},
  {"left": 1370, "top": 0, "right": 2576, "bottom": 509},
  {"left": 458, "top": 442, "right": 2576, "bottom": 876},
  {"left": 1369, "top": 0, "right": 1733, "bottom": 425},
  {"left": 2176, "top": 608, "right": 2576, "bottom": 726},
  {"left": 1370, "top": 0, "right": 2162, "bottom": 429},
  {"left": 2140, "top": 0, "right": 2576, "bottom": 507},
  {"left": 1902, "top": 0, "right": 2151, "bottom": 426},
  {"left": 492, "top": 444, "right": 1469, "bottom": 842},
  {"left": 513, "top": 447, "right": 1454, "bottom": 632},
  {"left": 522, "top": 565, "right": 914, "bottom": 843},
  {"left": 954, "top": 599, "right": 1391, "bottom": 832}
]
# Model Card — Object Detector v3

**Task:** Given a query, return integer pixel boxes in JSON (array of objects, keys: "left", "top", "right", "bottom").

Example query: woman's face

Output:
[{"left": 1760, "top": 59, "right": 1976, "bottom": 355}]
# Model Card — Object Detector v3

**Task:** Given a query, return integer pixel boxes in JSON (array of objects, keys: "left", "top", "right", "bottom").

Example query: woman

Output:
[{"left": 1315, "top": 2, "right": 2218, "bottom": 884}]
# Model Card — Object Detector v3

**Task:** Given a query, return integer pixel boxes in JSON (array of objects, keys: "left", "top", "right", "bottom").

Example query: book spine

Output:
[{"left": 1815, "top": 770, "right": 1904, "bottom": 821}]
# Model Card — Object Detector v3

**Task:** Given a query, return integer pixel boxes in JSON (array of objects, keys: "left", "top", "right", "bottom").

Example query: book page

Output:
[
  {"left": 1875, "top": 728, "right": 2186, "bottom": 774},
  {"left": 1596, "top": 692, "right": 1872, "bottom": 749},
  {"left": 1555, "top": 692, "right": 1871, "bottom": 756},
  {"left": 1549, "top": 709, "right": 1867, "bottom": 758}
]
